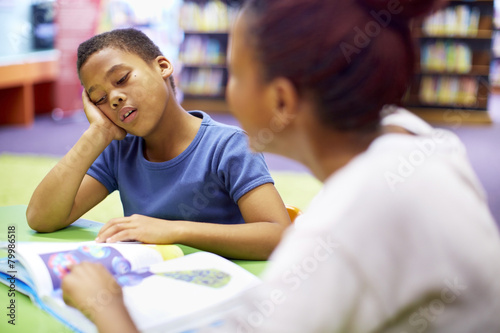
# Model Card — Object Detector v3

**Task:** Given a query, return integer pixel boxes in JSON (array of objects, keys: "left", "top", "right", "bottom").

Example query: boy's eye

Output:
[
  {"left": 94, "top": 96, "right": 106, "bottom": 105},
  {"left": 117, "top": 73, "right": 129, "bottom": 85}
]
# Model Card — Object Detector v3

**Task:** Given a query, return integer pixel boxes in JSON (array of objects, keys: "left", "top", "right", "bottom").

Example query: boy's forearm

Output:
[
  {"left": 26, "top": 127, "right": 113, "bottom": 232},
  {"left": 174, "top": 221, "right": 286, "bottom": 260}
]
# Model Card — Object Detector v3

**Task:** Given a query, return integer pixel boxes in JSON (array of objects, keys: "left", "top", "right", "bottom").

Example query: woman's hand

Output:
[
  {"left": 82, "top": 90, "right": 127, "bottom": 141},
  {"left": 62, "top": 262, "right": 139, "bottom": 333},
  {"left": 61, "top": 262, "right": 123, "bottom": 319},
  {"left": 95, "top": 215, "right": 182, "bottom": 244}
]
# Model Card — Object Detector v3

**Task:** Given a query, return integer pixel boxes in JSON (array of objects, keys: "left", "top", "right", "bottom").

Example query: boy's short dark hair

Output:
[{"left": 77, "top": 28, "right": 176, "bottom": 92}]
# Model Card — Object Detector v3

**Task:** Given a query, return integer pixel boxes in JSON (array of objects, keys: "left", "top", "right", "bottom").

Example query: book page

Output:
[
  {"left": 123, "top": 252, "right": 262, "bottom": 332},
  {"left": 0, "top": 257, "right": 34, "bottom": 291},
  {"left": 3, "top": 242, "right": 183, "bottom": 297},
  {"left": 0, "top": 247, "right": 260, "bottom": 333}
]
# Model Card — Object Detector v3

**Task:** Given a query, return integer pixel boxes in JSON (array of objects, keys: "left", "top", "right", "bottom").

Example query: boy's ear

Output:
[{"left": 156, "top": 56, "right": 173, "bottom": 79}]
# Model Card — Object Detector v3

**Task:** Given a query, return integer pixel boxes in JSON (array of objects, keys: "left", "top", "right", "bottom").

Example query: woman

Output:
[{"left": 62, "top": 0, "right": 500, "bottom": 332}]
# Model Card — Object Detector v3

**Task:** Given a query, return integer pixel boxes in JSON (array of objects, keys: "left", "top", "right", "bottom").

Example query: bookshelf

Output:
[
  {"left": 490, "top": 0, "right": 500, "bottom": 92},
  {"left": 404, "top": 0, "right": 494, "bottom": 124},
  {"left": 178, "top": 0, "right": 243, "bottom": 113}
]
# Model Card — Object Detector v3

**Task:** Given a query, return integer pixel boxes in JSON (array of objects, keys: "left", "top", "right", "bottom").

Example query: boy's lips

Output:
[{"left": 119, "top": 106, "right": 137, "bottom": 122}]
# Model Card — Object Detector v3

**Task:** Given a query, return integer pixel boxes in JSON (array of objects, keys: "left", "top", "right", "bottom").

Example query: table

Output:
[{"left": 0, "top": 205, "right": 268, "bottom": 332}]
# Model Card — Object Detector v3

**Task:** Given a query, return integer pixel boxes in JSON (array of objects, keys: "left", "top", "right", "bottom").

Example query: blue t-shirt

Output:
[{"left": 87, "top": 111, "right": 274, "bottom": 224}]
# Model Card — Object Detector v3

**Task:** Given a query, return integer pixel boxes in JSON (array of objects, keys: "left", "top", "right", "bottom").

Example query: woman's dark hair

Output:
[
  {"left": 77, "top": 28, "right": 175, "bottom": 91},
  {"left": 243, "top": 0, "right": 442, "bottom": 130}
]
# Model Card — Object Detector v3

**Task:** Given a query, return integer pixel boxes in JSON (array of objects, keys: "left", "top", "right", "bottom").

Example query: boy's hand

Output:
[
  {"left": 96, "top": 215, "right": 181, "bottom": 244},
  {"left": 82, "top": 90, "right": 127, "bottom": 141}
]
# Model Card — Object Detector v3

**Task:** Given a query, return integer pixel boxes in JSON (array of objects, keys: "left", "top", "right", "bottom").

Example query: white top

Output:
[{"left": 197, "top": 107, "right": 500, "bottom": 333}]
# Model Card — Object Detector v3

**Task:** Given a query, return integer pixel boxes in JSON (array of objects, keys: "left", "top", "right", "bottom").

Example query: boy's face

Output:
[{"left": 79, "top": 48, "right": 171, "bottom": 137}]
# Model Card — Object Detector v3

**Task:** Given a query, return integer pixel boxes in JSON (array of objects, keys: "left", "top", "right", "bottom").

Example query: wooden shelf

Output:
[
  {"left": 184, "top": 93, "right": 226, "bottom": 99},
  {"left": 414, "top": 29, "right": 493, "bottom": 39},
  {"left": 181, "top": 97, "right": 229, "bottom": 113},
  {"left": 491, "top": 85, "right": 500, "bottom": 94},
  {"left": 415, "top": 48, "right": 491, "bottom": 76},
  {"left": 183, "top": 30, "right": 229, "bottom": 35},
  {"left": 406, "top": 100, "right": 488, "bottom": 110},
  {"left": 406, "top": 107, "right": 492, "bottom": 125},
  {"left": 405, "top": 80, "right": 490, "bottom": 111},
  {"left": 448, "top": 0, "right": 494, "bottom": 3},
  {"left": 0, "top": 51, "right": 59, "bottom": 126},
  {"left": 182, "top": 63, "right": 227, "bottom": 69},
  {"left": 416, "top": 66, "right": 490, "bottom": 76},
  {"left": 0, "top": 57, "right": 58, "bottom": 89}
]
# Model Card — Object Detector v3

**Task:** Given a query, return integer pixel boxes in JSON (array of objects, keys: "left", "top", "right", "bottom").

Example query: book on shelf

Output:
[
  {"left": 419, "top": 75, "right": 479, "bottom": 107},
  {"left": 180, "top": 67, "right": 226, "bottom": 96},
  {"left": 405, "top": 0, "right": 494, "bottom": 115},
  {"left": 423, "top": 4, "right": 481, "bottom": 37},
  {"left": 180, "top": 35, "right": 226, "bottom": 66},
  {"left": 0, "top": 241, "right": 261, "bottom": 333},
  {"left": 179, "top": 0, "right": 239, "bottom": 32},
  {"left": 421, "top": 41, "right": 472, "bottom": 73},
  {"left": 491, "top": 60, "right": 500, "bottom": 87}
]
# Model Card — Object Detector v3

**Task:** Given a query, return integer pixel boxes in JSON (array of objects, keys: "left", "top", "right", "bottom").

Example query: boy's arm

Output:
[
  {"left": 174, "top": 182, "right": 291, "bottom": 260},
  {"left": 26, "top": 128, "right": 111, "bottom": 232},
  {"left": 96, "top": 183, "right": 291, "bottom": 260},
  {"left": 26, "top": 91, "right": 125, "bottom": 232}
]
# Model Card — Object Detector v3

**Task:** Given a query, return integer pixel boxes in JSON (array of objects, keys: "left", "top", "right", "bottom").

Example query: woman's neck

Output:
[
  {"left": 304, "top": 129, "right": 380, "bottom": 182},
  {"left": 275, "top": 109, "right": 382, "bottom": 182}
]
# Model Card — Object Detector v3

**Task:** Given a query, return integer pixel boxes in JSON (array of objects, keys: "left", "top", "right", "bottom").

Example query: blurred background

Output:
[{"left": 0, "top": 0, "right": 499, "bottom": 224}]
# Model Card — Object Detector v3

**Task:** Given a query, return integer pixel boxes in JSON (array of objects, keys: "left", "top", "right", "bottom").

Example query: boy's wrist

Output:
[
  {"left": 167, "top": 220, "right": 191, "bottom": 244},
  {"left": 84, "top": 125, "right": 116, "bottom": 147}
]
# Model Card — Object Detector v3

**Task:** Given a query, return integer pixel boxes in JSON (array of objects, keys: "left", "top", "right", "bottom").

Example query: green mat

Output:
[{"left": 0, "top": 153, "right": 322, "bottom": 223}]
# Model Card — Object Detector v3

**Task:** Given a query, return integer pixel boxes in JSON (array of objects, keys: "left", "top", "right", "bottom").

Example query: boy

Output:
[{"left": 27, "top": 28, "right": 290, "bottom": 260}]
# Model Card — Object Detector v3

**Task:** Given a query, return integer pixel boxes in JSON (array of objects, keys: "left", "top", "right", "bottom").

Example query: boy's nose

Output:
[{"left": 112, "top": 97, "right": 124, "bottom": 108}]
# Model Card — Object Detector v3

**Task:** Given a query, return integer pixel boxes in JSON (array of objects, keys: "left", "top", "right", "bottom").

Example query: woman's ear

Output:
[
  {"left": 269, "top": 77, "right": 300, "bottom": 130},
  {"left": 156, "top": 56, "right": 174, "bottom": 79}
]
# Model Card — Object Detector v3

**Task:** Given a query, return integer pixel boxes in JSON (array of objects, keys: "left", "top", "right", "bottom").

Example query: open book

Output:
[{"left": 0, "top": 242, "right": 262, "bottom": 332}]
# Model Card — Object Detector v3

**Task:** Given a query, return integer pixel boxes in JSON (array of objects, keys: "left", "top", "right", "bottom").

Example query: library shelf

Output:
[
  {"left": 404, "top": 0, "right": 494, "bottom": 124},
  {"left": 179, "top": 0, "right": 242, "bottom": 113}
]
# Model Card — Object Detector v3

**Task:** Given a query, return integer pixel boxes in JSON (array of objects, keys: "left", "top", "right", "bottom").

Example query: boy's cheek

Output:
[{"left": 99, "top": 107, "right": 116, "bottom": 120}]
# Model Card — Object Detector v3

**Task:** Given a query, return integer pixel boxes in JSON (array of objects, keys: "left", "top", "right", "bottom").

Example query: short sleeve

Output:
[
  {"left": 216, "top": 132, "right": 274, "bottom": 203},
  {"left": 87, "top": 142, "right": 119, "bottom": 194}
]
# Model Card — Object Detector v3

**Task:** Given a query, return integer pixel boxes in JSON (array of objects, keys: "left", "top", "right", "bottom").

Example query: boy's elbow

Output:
[
  {"left": 26, "top": 211, "right": 44, "bottom": 232},
  {"left": 260, "top": 222, "right": 288, "bottom": 260},
  {"left": 26, "top": 206, "right": 38, "bottom": 230},
  {"left": 28, "top": 220, "right": 59, "bottom": 233},
  {"left": 26, "top": 207, "right": 59, "bottom": 233}
]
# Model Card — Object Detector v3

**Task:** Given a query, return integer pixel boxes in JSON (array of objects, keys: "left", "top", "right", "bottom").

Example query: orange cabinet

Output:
[{"left": 0, "top": 52, "right": 59, "bottom": 126}]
